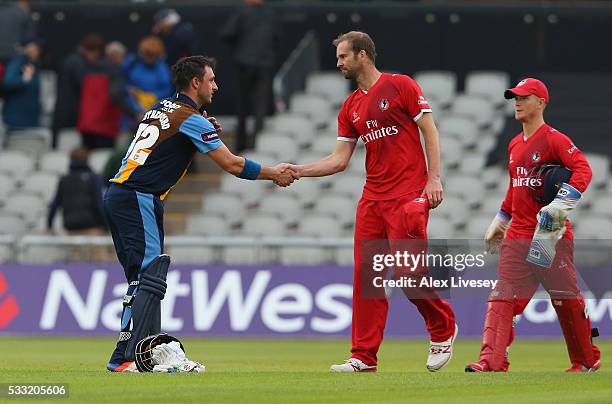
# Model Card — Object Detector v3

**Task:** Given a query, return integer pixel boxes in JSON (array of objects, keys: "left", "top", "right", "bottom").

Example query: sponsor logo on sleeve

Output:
[{"left": 201, "top": 131, "right": 219, "bottom": 142}]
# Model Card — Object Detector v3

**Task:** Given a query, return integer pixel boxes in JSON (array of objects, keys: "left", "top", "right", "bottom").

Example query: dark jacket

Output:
[
  {"left": 52, "top": 51, "right": 88, "bottom": 131},
  {"left": 47, "top": 160, "right": 106, "bottom": 231},
  {"left": 2, "top": 53, "right": 40, "bottom": 129},
  {"left": 161, "top": 22, "right": 196, "bottom": 67},
  {"left": 220, "top": 4, "right": 279, "bottom": 68}
]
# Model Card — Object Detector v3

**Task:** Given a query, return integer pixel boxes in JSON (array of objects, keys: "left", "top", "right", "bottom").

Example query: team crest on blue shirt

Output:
[
  {"left": 532, "top": 151, "right": 540, "bottom": 162},
  {"left": 379, "top": 98, "right": 389, "bottom": 112}
]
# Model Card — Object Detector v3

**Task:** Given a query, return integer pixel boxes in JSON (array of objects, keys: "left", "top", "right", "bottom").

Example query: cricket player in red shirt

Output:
[
  {"left": 288, "top": 31, "right": 457, "bottom": 372},
  {"left": 466, "top": 78, "right": 601, "bottom": 372}
]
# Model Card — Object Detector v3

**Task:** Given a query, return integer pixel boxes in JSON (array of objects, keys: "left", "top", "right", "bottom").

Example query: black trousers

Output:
[{"left": 235, "top": 63, "right": 273, "bottom": 152}]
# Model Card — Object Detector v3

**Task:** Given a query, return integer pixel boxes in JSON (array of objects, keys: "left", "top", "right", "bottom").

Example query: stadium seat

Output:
[
  {"left": 242, "top": 150, "right": 279, "bottom": 167},
  {"left": 449, "top": 95, "right": 497, "bottom": 129},
  {"left": 478, "top": 192, "right": 507, "bottom": 216},
  {"left": 481, "top": 165, "right": 507, "bottom": 189},
  {"left": 0, "top": 173, "right": 17, "bottom": 203},
  {"left": 458, "top": 153, "right": 487, "bottom": 175},
  {"left": 266, "top": 113, "right": 316, "bottom": 147},
  {"left": 347, "top": 150, "right": 366, "bottom": 174},
  {"left": 241, "top": 214, "right": 286, "bottom": 236},
  {"left": 280, "top": 176, "right": 323, "bottom": 205},
  {"left": 255, "top": 134, "right": 300, "bottom": 161},
  {"left": 289, "top": 93, "right": 332, "bottom": 128},
  {"left": 305, "top": 71, "right": 350, "bottom": 106},
  {"left": 473, "top": 133, "right": 498, "bottom": 155},
  {"left": 440, "top": 136, "right": 464, "bottom": 167},
  {"left": 219, "top": 174, "right": 268, "bottom": 205},
  {"left": 464, "top": 70, "right": 511, "bottom": 107},
  {"left": 89, "top": 149, "right": 113, "bottom": 175},
  {"left": 296, "top": 213, "right": 342, "bottom": 238},
  {"left": 428, "top": 215, "right": 455, "bottom": 239},
  {"left": 279, "top": 246, "right": 332, "bottom": 265},
  {"left": 433, "top": 195, "right": 469, "bottom": 226},
  {"left": 0, "top": 151, "right": 35, "bottom": 180},
  {"left": 0, "top": 213, "right": 27, "bottom": 235},
  {"left": 463, "top": 214, "right": 497, "bottom": 238},
  {"left": 57, "top": 129, "right": 82, "bottom": 151},
  {"left": 444, "top": 175, "right": 486, "bottom": 205},
  {"left": 438, "top": 115, "right": 479, "bottom": 146},
  {"left": 5, "top": 128, "right": 51, "bottom": 155},
  {"left": 334, "top": 246, "right": 354, "bottom": 266},
  {"left": 588, "top": 194, "right": 612, "bottom": 217},
  {"left": 313, "top": 194, "right": 356, "bottom": 226},
  {"left": 20, "top": 172, "right": 59, "bottom": 202},
  {"left": 3, "top": 192, "right": 46, "bottom": 225},
  {"left": 39, "top": 151, "right": 70, "bottom": 175},
  {"left": 573, "top": 216, "right": 612, "bottom": 239},
  {"left": 413, "top": 70, "right": 457, "bottom": 107},
  {"left": 201, "top": 192, "right": 246, "bottom": 225},
  {"left": 19, "top": 244, "right": 67, "bottom": 264},
  {"left": 0, "top": 243, "right": 12, "bottom": 263},
  {"left": 584, "top": 153, "right": 609, "bottom": 188},
  {"left": 257, "top": 194, "right": 302, "bottom": 224},
  {"left": 166, "top": 245, "right": 219, "bottom": 264},
  {"left": 329, "top": 173, "right": 365, "bottom": 201},
  {"left": 185, "top": 214, "right": 231, "bottom": 236},
  {"left": 309, "top": 132, "right": 338, "bottom": 155}
]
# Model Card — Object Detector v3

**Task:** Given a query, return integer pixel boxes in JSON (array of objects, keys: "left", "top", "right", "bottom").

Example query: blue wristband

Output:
[{"left": 238, "top": 158, "right": 262, "bottom": 180}]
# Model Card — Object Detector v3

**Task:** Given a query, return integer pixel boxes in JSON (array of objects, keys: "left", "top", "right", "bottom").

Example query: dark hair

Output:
[
  {"left": 80, "top": 34, "right": 105, "bottom": 54},
  {"left": 332, "top": 31, "right": 377, "bottom": 63},
  {"left": 171, "top": 56, "right": 217, "bottom": 92}
]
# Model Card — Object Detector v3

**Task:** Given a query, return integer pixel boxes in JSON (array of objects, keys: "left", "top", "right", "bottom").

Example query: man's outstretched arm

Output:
[
  {"left": 208, "top": 144, "right": 296, "bottom": 186},
  {"left": 289, "top": 140, "right": 356, "bottom": 178}
]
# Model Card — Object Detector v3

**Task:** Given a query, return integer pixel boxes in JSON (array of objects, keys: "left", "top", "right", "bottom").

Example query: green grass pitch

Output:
[{"left": 0, "top": 337, "right": 610, "bottom": 403}]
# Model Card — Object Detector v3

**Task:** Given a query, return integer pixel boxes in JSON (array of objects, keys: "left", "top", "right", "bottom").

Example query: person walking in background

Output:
[
  {"left": 51, "top": 34, "right": 105, "bottom": 149},
  {"left": 123, "top": 36, "right": 173, "bottom": 128},
  {"left": 1, "top": 37, "right": 41, "bottom": 140},
  {"left": 152, "top": 8, "right": 196, "bottom": 68},
  {"left": 47, "top": 147, "right": 108, "bottom": 260},
  {"left": 221, "top": 0, "right": 279, "bottom": 152}
]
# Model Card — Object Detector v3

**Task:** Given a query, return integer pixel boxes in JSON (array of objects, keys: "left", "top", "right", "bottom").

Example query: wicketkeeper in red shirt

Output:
[
  {"left": 288, "top": 31, "right": 457, "bottom": 373},
  {"left": 466, "top": 78, "right": 601, "bottom": 372}
]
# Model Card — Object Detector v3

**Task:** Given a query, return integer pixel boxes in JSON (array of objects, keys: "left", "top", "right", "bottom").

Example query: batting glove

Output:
[{"left": 484, "top": 210, "right": 511, "bottom": 254}]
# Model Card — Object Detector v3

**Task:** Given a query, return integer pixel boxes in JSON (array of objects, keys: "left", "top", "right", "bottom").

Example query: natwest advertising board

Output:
[{"left": 1, "top": 264, "right": 611, "bottom": 338}]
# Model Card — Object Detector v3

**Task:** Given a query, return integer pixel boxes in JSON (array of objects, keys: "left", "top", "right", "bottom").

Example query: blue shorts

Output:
[{"left": 103, "top": 183, "right": 164, "bottom": 282}]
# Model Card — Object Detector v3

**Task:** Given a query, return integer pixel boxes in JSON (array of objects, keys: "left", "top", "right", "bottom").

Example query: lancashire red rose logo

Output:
[{"left": 0, "top": 272, "right": 19, "bottom": 328}]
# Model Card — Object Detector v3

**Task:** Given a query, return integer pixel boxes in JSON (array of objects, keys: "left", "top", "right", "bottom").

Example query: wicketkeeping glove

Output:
[
  {"left": 527, "top": 183, "right": 580, "bottom": 268},
  {"left": 484, "top": 210, "right": 511, "bottom": 254},
  {"left": 535, "top": 183, "right": 581, "bottom": 232}
]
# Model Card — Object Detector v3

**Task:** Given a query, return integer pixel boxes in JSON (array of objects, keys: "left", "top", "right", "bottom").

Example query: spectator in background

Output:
[
  {"left": 77, "top": 41, "right": 141, "bottom": 150},
  {"left": 152, "top": 8, "right": 196, "bottom": 68},
  {"left": 47, "top": 147, "right": 106, "bottom": 235},
  {"left": 221, "top": 0, "right": 279, "bottom": 152},
  {"left": 0, "top": 0, "right": 36, "bottom": 62},
  {"left": 123, "top": 35, "right": 173, "bottom": 127},
  {"left": 1, "top": 37, "right": 41, "bottom": 138},
  {"left": 51, "top": 34, "right": 105, "bottom": 148}
]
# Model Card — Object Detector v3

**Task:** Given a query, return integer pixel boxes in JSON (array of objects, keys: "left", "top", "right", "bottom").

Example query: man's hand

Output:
[
  {"left": 202, "top": 110, "right": 222, "bottom": 134},
  {"left": 272, "top": 163, "right": 298, "bottom": 187},
  {"left": 22, "top": 64, "right": 35, "bottom": 83},
  {"left": 422, "top": 176, "right": 443, "bottom": 209},
  {"left": 284, "top": 163, "right": 303, "bottom": 179},
  {"left": 484, "top": 211, "right": 511, "bottom": 254}
]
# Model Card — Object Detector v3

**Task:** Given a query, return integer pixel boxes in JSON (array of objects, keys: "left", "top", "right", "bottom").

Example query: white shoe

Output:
[
  {"left": 426, "top": 323, "right": 459, "bottom": 372},
  {"left": 330, "top": 358, "right": 377, "bottom": 373}
]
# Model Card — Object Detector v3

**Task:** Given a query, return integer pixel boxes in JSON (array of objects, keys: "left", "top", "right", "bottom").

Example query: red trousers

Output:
[{"left": 351, "top": 193, "right": 456, "bottom": 365}]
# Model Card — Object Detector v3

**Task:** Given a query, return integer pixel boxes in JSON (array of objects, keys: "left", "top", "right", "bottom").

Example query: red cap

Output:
[{"left": 504, "top": 78, "right": 549, "bottom": 103}]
